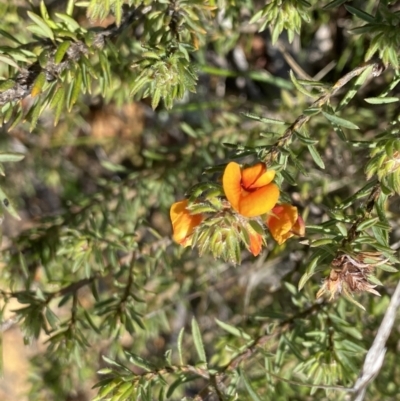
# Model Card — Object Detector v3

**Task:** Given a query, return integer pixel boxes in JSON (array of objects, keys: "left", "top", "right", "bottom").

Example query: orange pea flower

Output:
[
  {"left": 222, "top": 162, "right": 280, "bottom": 218},
  {"left": 170, "top": 199, "right": 203, "bottom": 246},
  {"left": 266, "top": 204, "right": 305, "bottom": 245},
  {"left": 248, "top": 229, "right": 263, "bottom": 256}
]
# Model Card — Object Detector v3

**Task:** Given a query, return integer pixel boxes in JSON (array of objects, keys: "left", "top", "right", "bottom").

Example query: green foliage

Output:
[
  {"left": 86, "top": 0, "right": 134, "bottom": 26},
  {"left": 131, "top": 46, "right": 197, "bottom": 109},
  {"left": 349, "top": 3, "right": 400, "bottom": 67},
  {"left": 250, "top": 0, "right": 312, "bottom": 44},
  {"left": 1, "top": 1, "right": 400, "bottom": 401}
]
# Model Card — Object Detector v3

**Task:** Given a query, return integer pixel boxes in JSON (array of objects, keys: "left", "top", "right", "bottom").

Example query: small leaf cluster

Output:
[
  {"left": 250, "top": 0, "right": 312, "bottom": 44},
  {"left": 94, "top": 318, "right": 210, "bottom": 401},
  {"left": 365, "top": 116, "right": 400, "bottom": 194},
  {"left": 142, "top": 0, "right": 212, "bottom": 49},
  {"left": 349, "top": 3, "right": 400, "bottom": 68},
  {"left": 86, "top": 0, "right": 136, "bottom": 27},
  {"left": 131, "top": 46, "right": 197, "bottom": 109},
  {"left": 0, "top": 1, "right": 110, "bottom": 130}
]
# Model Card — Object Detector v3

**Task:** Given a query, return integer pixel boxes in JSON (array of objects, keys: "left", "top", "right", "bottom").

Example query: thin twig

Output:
[
  {"left": 352, "top": 279, "right": 400, "bottom": 401},
  {"left": 313, "top": 60, "right": 337, "bottom": 81},
  {"left": 275, "top": 40, "right": 312, "bottom": 80},
  {"left": 265, "top": 61, "right": 385, "bottom": 164},
  {"left": 221, "top": 300, "right": 325, "bottom": 373},
  {"left": 0, "top": 275, "right": 99, "bottom": 302}
]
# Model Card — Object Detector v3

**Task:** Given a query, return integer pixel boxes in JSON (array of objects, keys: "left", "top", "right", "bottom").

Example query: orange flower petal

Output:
[
  {"left": 170, "top": 200, "right": 203, "bottom": 245},
  {"left": 267, "top": 204, "right": 298, "bottom": 245},
  {"left": 222, "top": 162, "right": 242, "bottom": 212},
  {"left": 239, "top": 183, "right": 280, "bottom": 217},
  {"left": 251, "top": 169, "right": 276, "bottom": 188},
  {"left": 241, "top": 163, "right": 275, "bottom": 189},
  {"left": 248, "top": 231, "right": 263, "bottom": 256},
  {"left": 241, "top": 163, "right": 264, "bottom": 188},
  {"left": 292, "top": 215, "right": 305, "bottom": 237}
]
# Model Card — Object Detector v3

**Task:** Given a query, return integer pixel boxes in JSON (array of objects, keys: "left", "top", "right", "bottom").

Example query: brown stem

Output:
[
  {"left": 222, "top": 300, "right": 325, "bottom": 373},
  {"left": 342, "top": 182, "right": 381, "bottom": 247},
  {"left": 265, "top": 62, "right": 384, "bottom": 165},
  {"left": 0, "top": 275, "right": 99, "bottom": 303}
]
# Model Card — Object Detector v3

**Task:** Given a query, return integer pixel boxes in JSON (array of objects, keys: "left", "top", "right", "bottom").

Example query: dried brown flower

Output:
[{"left": 316, "top": 252, "right": 388, "bottom": 301}]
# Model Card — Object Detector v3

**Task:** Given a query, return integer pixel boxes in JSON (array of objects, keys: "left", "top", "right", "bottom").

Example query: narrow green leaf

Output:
[
  {"left": 307, "top": 144, "right": 325, "bottom": 169},
  {"left": 25, "top": 100, "right": 43, "bottom": 132},
  {"left": 356, "top": 217, "right": 379, "bottom": 231},
  {"left": 27, "top": 11, "right": 55, "bottom": 40},
  {"left": 105, "top": 38, "right": 119, "bottom": 59},
  {"left": 151, "top": 88, "right": 162, "bottom": 110},
  {"left": 7, "top": 106, "right": 24, "bottom": 132},
  {"left": 303, "top": 107, "right": 321, "bottom": 116},
  {"left": 44, "top": 307, "right": 59, "bottom": 329},
  {"left": 97, "top": 368, "right": 113, "bottom": 375},
  {"left": 49, "top": 85, "right": 65, "bottom": 126},
  {"left": 243, "top": 112, "right": 287, "bottom": 125},
  {"left": 102, "top": 355, "right": 130, "bottom": 371},
  {"left": 322, "top": 111, "right": 359, "bottom": 129},
  {"left": 241, "top": 371, "right": 262, "bottom": 401},
  {"left": 83, "top": 310, "right": 100, "bottom": 334},
  {"left": 290, "top": 70, "right": 317, "bottom": 98},
  {"left": 191, "top": 318, "right": 206, "bottom": 364},
  {"left": 0, "top": 152, "right": 25, "bottom": 163},
  {"left": 92, "top": 380, "right": 120, "bottom": 399},
  {"left": 376, "top": 264, "right": 398, "bottom": 273},
  {"left": 310, "top": 238, "right": 335, "bottom": 247},
  {"left": 99, "top": 51, "right": 111, "bottom": 90},
  {"left": 177, "top": 327, "right": 184, "bottom": 366},
  {"left": 345, "top": 5, "right": 376, "bottom": 23},
  {"left": 0, "top": 54, "right": 21, "bottom": 70},
  {"left": 323, "top": 0, "right": 348, "bottom": 10},
  {"left": 166, "top": 375, "right": 197, "bottom": 398},
  {"left": 280, "top": 169, "right": 297, "bottom": 186},
  {"left": 337, "top": 179, "right": 378, "bottom": 210},
  {"left": 68, "top": 69, "right": 82, "bottom": 110},
  {"left": 127, "top": 352, "right": 154, "bottom": 371},
  {"left": 0, "top": 79, "right": 15, "bottom": 93},
  {"left": 295, "top": 131, "right": 318, "bottom": 145},
  {"left": 0, "top": 28, "right": 22, "bottom": 44},
  {"left": 19, "top": 252, "right": 29, "bottom": 278},
  {"left": 215, "top": 319, "right": 252, "bottom": 340},
  {"left": 55, "top": 12, "right": 81, "bottom": 31},
  {"left": 2, "top": 103, "right": 13, "bottom": 124},
  {"left": 364, "top": 97, "right": 399, "bottom": 104},
  {"left": 54, "top": 41, "right": 71, "bottom": 64},
  {"left": 39, "top": 1, "right": 57, "bottom": 30},
  {"left": 198, "top": 65, "right": 293, "bottom": 90},
  {"left": 115, "top": 0, "right": 122, "bottom": 26},
  {"left": 298, "top": 249, "right": 330, "bottom": 290},
  {"left": 31, "top": 72, "right": 47, "bottom": 97},
  {"left": 80, "top": 55, "right": 98, "bottom": 78},
  {"left": 180, "top": 122, "right": 199, "bottom": 138},
  {"left": 337, "top": 65, "right": 373, "bottom": 110},
  {"left": 282, "top": 334, "right": 305, "bottom": 361}
]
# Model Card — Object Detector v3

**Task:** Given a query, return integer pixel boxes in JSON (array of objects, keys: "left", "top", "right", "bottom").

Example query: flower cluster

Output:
[{"left": 169, "top": 161, "right": 305, "bottom": 260}]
